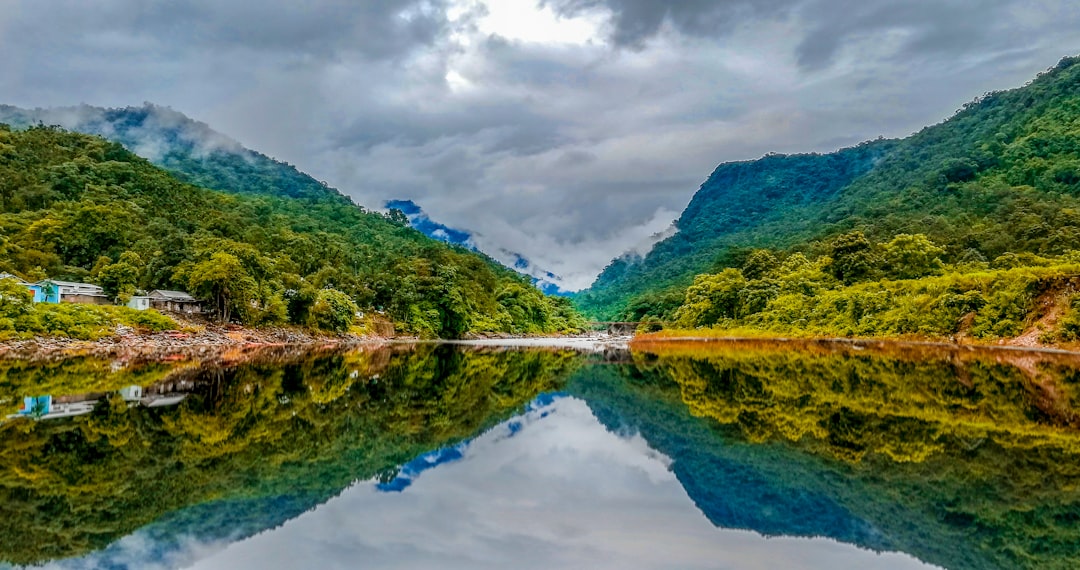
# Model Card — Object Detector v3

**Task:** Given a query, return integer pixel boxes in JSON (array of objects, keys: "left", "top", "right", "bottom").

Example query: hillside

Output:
[
  {"left": 578, "top": 55, "right": 1080, "bottom": 322},
  {"left": 0, "top": 125, "right": 582, "bottom": 338},
  {"left": 0, "top": 103, "right": 347, "bottom": 204}
]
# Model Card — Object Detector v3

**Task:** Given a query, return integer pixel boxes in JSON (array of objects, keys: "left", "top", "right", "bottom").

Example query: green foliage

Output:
[
  {"left": 0, "top": 302, "right": 175, "bottom": 340},
  {"left": 309, "top": 289, "right": 358, "bottom": 332},
  {"left": 579, "top": 56, "right": 1080, "bottom": 321},
  {"left": 591, "top": 341, "right": 1080, "bottom": 570},
  {"left": 676, "top": 269, "right": 747, "bottom": 327},
  {"left": 827, "top": 231, "right": 878, "bottom": 284},
  {"left": 661, "top": 232, "right": 1080, "bottom": 340},
  {"left": 0, "top": 346, "right": 585, "bottom": 565},
  {"left": 0, "top": 126, "right": 581, "bottom": 337},
  {"left": 96, "top": 251, "right": 143, "bottom": 302},
  {"left": 880, "top": 233, "right": 945, "bottom": 279}
]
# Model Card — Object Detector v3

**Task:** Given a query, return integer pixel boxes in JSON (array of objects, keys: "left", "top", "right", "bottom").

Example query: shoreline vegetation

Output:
[{"left": 0, "top": 125, "right": 586, "bottom": 342}]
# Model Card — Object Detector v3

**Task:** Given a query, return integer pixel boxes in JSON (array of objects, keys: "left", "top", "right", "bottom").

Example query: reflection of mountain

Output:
[
  {"left": 0, "top": 346, "right": 585, "bottom": 567},
  {"left": 568, "top": 364, "right": 891, "bottom": 548},
  {"left": 571, "top": 344, "right": 1080, "bottom": 570},
  {"left": 385, "top": 199, "right": 570, "bottom": 295}
]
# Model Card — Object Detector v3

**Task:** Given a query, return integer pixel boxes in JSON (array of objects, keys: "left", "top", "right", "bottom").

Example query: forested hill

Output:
[
  {"left": 578, "top": 55, "right": 1080, "bottom": 320},
  {"left": 0, "top": 125, "right": 582, "bottom": 338},
  {"left": 0, "top": 103, "right": 347, "bottom": 204}
]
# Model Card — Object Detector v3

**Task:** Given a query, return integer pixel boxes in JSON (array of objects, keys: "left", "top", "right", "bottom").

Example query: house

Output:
[
  {"left": 37, "top": 280, "right": 110, "bottom": 305},
  {"left": 0, "top": 273, "right": 46, "bottom": 303},
  {"left": 148, "top": 290, "right": 203, "bottom": 313},
  {"left": 127, "top": 295, "right": 152, "bottom": 311}
]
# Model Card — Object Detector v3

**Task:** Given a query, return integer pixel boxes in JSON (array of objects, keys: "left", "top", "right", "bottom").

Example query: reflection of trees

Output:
[
  {"left": 642, "top": 342, "right": 1080, "bottom": 462},
  {"left": 0, "top": 346, "right": 584, "bottom": 565},
  {"left": 617, "top": 341, "right": 1080, "bottom": 570}
]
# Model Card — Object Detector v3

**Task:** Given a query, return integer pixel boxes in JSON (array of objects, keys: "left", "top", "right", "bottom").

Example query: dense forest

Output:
[
  {"left": 0, "top": 125, "right": 583, "bottom": 338},
  {"left": 578, "top": 55, "right": 1080, "bottom": 342},
  {"left": 574, "top": 342, "right": 1080, "bottom": 570}
]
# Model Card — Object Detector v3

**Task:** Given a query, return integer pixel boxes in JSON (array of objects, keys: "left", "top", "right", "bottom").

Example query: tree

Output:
[
  {"left": 98, "top": 252, "right": 144, "bottom": 302},
  {"left": 828, "top": 231, "right": 877, "bottom": 285},
  {"left": 185, "top": 252, "right": 257, "bottom": 323},
  {"left": 742, "top": 249, "right": 779, "bottom": 280},
  {"left": 676, "top": 269, "right": 747, "bottom": 327},
  {"left": 0, "top": 277, "right": 32, "bottom": 319},
  {"left": 881, "top": 234, "right": 945, "bottom": 280},
  {"left": 310, "top": 288, "right": 358, "bottom": 333}
]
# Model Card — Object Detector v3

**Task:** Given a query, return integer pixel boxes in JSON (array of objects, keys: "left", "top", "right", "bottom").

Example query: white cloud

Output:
[{"left": 174, "top": 397, "right": 936, "bottom": 570}]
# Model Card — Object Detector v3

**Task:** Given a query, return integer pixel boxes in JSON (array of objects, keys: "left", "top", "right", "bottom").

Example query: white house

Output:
[
  {"left": 148, "top": 290, "right": 203, "bottom": 313},
  {"left": 127, "top": 295, "right": 152, "bottom": 311}
]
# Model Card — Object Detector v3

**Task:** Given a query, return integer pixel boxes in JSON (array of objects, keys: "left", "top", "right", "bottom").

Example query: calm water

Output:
[{"left": 3, "top": 340, "right": 1080, "bottom": 569}]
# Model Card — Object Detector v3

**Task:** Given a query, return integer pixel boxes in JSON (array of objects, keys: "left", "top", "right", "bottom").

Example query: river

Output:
[{"left": 1, "top": 339, "right": 1078, "bottom": 569}]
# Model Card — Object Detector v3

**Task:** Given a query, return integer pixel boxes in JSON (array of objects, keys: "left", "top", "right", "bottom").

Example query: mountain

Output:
[
  {"left": 0, "top": 103, "right": 347, "bottom": 204},
  {"left": 385, "top": 198, "right": 572, "bottom": 295},
  {"left": 0, "top": 123, "right": 583, "bottom": 338},
  {"left": 577, "top": 55, "right": 1080, "bottom": 321}
]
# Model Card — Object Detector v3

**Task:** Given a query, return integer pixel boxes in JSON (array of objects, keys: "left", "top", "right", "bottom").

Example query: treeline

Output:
[
  {"left": 638, "top": 231, "right": 1080, "bottom": 341},
  {"left": 0, "top": 125, "right": 583, "bottom": 338},
  {"left": 579, "top": 55, "right": 1080, "bottom": 323}
]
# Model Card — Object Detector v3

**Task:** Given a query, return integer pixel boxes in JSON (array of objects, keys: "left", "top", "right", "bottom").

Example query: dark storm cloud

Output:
[
  {"left": 3, "top": 0, "right": 1080, "bottom": 290},
  {"left": 793, "top": 0, "right": 1023, "bottom": 70},
  {"left": 547, "top": 0, "right": 1063, "bottom": 70},
  {"left": 545, "top": 0, "right": 798, "bottom": 48},
  {"left": 39, "top": 0, "right": 453, "bottom": 61}
]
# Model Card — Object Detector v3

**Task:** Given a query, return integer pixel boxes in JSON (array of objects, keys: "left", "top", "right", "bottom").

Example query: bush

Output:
[{"left": 310, "top": 289, "right": 359, "bottom": 333}]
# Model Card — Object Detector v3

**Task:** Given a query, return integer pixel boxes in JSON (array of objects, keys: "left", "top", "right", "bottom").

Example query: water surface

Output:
[{"left": 2, "top": 340, "right": 1079, "bottom": 569}]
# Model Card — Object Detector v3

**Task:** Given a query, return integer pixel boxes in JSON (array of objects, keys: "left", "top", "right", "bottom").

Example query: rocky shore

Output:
[{"left": 0, "top": 325, "right": 385, "bottom": 362}]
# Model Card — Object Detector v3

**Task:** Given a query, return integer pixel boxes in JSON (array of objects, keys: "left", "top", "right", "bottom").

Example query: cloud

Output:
[
  {"left": 133, "top": 397, "right": 934, "bottom": 570},
  {"left": 2, "top": 0, "right": 1080, "bottom": 289},
  {"left": 545, "top": 0, "right": 799, "bottom": 48}
]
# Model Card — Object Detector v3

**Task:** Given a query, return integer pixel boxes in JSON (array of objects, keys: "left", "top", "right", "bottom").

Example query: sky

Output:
[
  {"left": 40, "top": 396, "right": 938, "bottom": 570},
  {"left": 3, "top": 1, "right": 1080, "bottom": 289}
]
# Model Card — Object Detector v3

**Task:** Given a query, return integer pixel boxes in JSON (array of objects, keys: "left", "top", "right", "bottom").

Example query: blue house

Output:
[
  {"left": 0, "top": 273, "right": 45, "bottom": 303},
  {"left": 36, "top": 279, "right": 109, "bottom": 305}
]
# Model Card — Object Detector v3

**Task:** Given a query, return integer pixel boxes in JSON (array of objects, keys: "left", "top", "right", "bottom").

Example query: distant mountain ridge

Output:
[
  {"left": 0, "top": 103, "right": 349, "bottom": 204},
  {"left": 385, "top": 199, "right": 571, "bottom": 295},
  {"left": 577, "top": 55, "right": 1080, "bottom": 319}
]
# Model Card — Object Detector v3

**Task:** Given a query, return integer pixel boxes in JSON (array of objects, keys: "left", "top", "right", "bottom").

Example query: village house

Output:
[
  {"left": 127, "top": 295, "right": 152, "bottom": 311},
  {"left": 148, "top": 289, "right": 203, "bottom": 313},
  {"left": 37, "top": 279, "right": 110, "bottom": 305},
  {"left": 0, "top": 272, "right": 46, "bottom": 302}
]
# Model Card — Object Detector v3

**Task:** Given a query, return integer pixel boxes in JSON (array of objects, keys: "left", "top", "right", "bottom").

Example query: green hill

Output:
[
  {"left": 0, "top": 125, "right": 582, "bottom": 338},
  {"left": 578, "top": 55, "right": 1080, "bottom": 323},
  {"left": 0, "top": 103, "right": 347, "bottom": 204}
]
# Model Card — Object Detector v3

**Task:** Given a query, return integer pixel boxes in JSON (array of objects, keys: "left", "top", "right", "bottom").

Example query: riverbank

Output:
[
  {"left": 631, "top": 329, "right": 1080, "bottom": 362},
  {"left": 0, "top": 324, "right": 384, "bottom": 362}
]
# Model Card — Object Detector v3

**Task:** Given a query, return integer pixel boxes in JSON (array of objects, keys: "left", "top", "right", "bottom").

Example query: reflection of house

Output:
[
  {"left": 8, "top": 385, "right": 188, "bottom": 421},
  {"left": 39, "top": 280, "right": 110, "bottom": 305},
  {"left": 148, "top": 290, "right": 203, "bottom": 313}
]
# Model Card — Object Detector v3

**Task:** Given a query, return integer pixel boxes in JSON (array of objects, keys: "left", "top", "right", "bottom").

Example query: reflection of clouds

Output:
[
  {"left": 29, "top": 531, "right": 233, "bottom": 570},
  {"left": 173, "top": 397, "right": 936, "bottom": 570}
]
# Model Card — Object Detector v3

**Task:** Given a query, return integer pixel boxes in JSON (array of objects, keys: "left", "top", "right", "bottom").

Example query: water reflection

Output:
[
  {"left": 0, "top": 345, "right": 583, "bottom": 567},
  {"left": 2, "top": 340, "right": 1079, "bottom": 569}
]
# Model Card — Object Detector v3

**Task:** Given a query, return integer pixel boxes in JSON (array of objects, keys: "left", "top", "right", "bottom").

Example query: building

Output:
[
  {"left": 0, "top": 273, "right": 46, "bottom": 302},
  {"left": 38, "top": 280, "right": 110, "bottom": 305},
  {"left": 127, "top": 295, "right": 152, "bottom": 311},
  {"left": 148, "top": 289, "right": 203, "bottom": 313}
]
